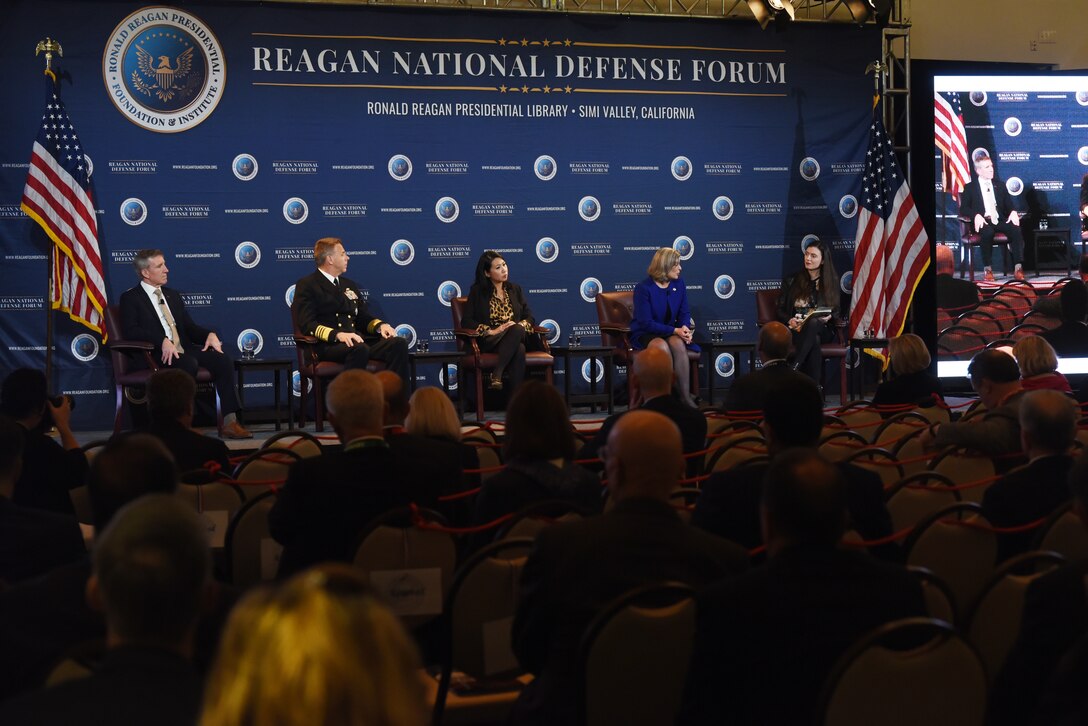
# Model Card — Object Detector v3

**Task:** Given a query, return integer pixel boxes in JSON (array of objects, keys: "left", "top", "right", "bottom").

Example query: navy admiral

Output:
[
  {"left": 293, "top": 237, "right": 410, "bottom": 380},
  {"left": 119, "top": 249, "right": 252, "bottom": 439}
]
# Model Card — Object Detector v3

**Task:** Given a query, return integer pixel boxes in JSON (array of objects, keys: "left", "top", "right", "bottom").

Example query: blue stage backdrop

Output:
[{"left": 0, "top": 1, "right": 879, "bottom": 429}]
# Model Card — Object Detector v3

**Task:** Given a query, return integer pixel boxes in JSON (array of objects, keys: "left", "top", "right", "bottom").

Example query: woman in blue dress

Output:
[{"left": 630, "top": 247, "right": 699, "bottom": 406}]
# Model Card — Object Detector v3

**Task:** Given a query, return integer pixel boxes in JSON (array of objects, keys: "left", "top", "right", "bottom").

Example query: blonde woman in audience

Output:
[
  {"left": 1014, "top": 335, "right": 1073, "bottom": 394},
  {"left": 871, "top": 333, "right": 943, "bottom": 410},
  {"left": 405, "top": 386, "right": 480, "bottom": 491},
  {"left": 201, "top": 564, "right": 427, "bottom": 726}
]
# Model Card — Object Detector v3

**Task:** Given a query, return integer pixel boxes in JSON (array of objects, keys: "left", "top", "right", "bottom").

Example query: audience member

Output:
[
  {"left": 145, "top": 368, "right": 231, "bottom": 474},
  {"left": 678, "top": 449, "right": 925, "bottom": 725},
  {"left": 0, "top": 434, "right": 230, "bottom": 702},
  {"left": 579, "top": 346, "right": 707, "bottom": 477},
  {"left": 269, "top": 370, "right": 437, "bottom": 576},
  {"left": 0, "top": 368, "right": 86, "bottom": 515},
  {"left": 994, "top": 447, "right": 1088, "bottom": 726},
  {"left": 1014, "top": 335, "right": 1073, "bottom": 394},
  {"left": 872, "top": 333, "right": 944, "bottom": 410},
  {"left": 982, "top": 389, "right": 1077, "bottom": 562},
  {"left": 0, "top": 415, "right": 84, "bottom": 585},
  {"left": 1042, "top": 279, "right": 1088, "bottom": 357},
  {"left": 722, "top": 321, "right": 807, "bottom": 416},
  {"left": 935, "top": 243, "right": 981, "bottom": 313},
  {"left": 692, "top": 375, "right": 896, "bottom": 558},
  {"left": 923, "top": 349, "right": 1028, "bottom": 472},
  {"left": 201, "top": 564, "right": 426, "bottom": 726},
  {"left": 510, "top": 410, "right": 748, "bottom": 726},
  {"left": 404, "top": 385, "right": 481, "bottom": 490},
  {"left": 0, "top": 495, "right": 211, "bottom": 725},
  {"left": 471, "top": 381, "right": 601, "bottom": 547}
]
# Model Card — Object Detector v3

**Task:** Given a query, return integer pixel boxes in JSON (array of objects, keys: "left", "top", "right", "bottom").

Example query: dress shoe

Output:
[
  {"left": 488, "top": 374, "right": 504, "bottom": 390},
  {"left": 983, "top": 269, "right": 995, "bottom": 283},
  {"left": 221, "top": 420, "right": 253, "bottom": 439},
  {"left": 1014, "top": 267, "right": 1025, "bottom": 281}
]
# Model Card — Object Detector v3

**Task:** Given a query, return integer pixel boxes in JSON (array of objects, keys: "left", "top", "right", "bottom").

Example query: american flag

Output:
[
  {"left": 850, "top": 112, "right": 930, "bottom": 367},
  {"left": 934, "top": 91, "right": 970, "bottom": 200},
  {"left": 20, "top": 72, "right": 107, "bottom": 340}
]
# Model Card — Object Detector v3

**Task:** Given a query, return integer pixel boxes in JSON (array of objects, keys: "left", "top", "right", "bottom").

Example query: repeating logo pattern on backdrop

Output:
[
  {"left": 534, "top": 155, "right": 557, "bottom": 181},
  {"left": 235, "top": 242, "right": 261, "bottom": 269},
  {"left": 71, "top": 334, "right": 100, "bottom": 362},
  {"left": 388, "top": 155, "right": 412, "bottom": 181},
  {"left": 120, "top": 198, "right": 147, "bottom": 226},
  {"left": 536, "top": 237, "right": 559, "bottom": 263},
  {"left": 233, "top": 153, "right": 258, "bottom": 181},
  {"left": 437, "top": 281, "right": 462, "bottom": 307},
  {"left": 390, "top": 240, "right": 415, "bottom": 266}
]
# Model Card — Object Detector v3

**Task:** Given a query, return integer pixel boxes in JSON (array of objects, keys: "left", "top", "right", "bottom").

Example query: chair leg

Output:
[
  {"left": 297, "top": 376, "right": 309, "bottom": 428},
  {"left": 967, "top": 245, "right": 975, "bottom": 281},
  {"left": 114, "top": 384, "right": 124, "bottom": 434},
  {"left": 838, "top": 359, "right": 848, "bottom": 404},
  {"left": 314, "top": 377, "right": 326, "bottom": 433},
  {"left": 475, "top": 369, "right": 485, "bottom": 423},
  {"left": 689, "top": 359, "right": 700, "bottom": 401}
]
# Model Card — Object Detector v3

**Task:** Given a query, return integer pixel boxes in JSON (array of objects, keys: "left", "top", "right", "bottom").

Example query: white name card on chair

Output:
[
  {"left": 482, "top": 616, "right": 517, "bottom": 676},
  {"left": 369, "top": 568, "right": 443, "bottom": 616},
  {"left": 201, "top": 511, "right": 229, "bottom": 549},
  {"left": 260, "top": 538, "right": 283, "bottom": 581}
]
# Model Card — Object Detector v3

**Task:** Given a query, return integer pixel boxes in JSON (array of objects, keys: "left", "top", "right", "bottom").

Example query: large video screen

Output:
[{"left": 933, "top": 75, "right": 1088, "bottom": 378}]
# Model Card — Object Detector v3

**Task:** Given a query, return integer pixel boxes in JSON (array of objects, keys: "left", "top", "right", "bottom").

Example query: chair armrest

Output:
[
  {"left": 293, "top": 334, "right": 320, "bottom": 346},
  {"left": 107, "top": 338, "right": 155, "bottom": 353},
  {"left": 598, "top": 324, "right": 631, "bottom": 335},
  {"left": 453, "top": 327, "right": 481, "bottom": 339}
]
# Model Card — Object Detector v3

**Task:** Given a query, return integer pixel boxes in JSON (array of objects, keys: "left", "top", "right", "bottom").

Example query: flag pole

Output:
[{"left": 34, "top": 37, "right": 62, "bottom": 388}]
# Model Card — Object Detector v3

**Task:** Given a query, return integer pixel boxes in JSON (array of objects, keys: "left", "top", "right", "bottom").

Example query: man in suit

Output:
[
  {"left": 1041, "top": 279, "right": 1088, "bottom": 358},
  {"left": 988, "top": 447, "right": 1088, "bottom": 725},
  {"left": 119, "top": 249, "right": 251, "bottom": 439},
  {"left": 0, "top": 495, "right": 210, "bottom": 726},
  {"left": 144, "top": 369, "right": 231, "bottom": 475},
  {"left": 579, "top": 346, "right": 707, "bottom": 478},
  {"left": 982, "top": 389, "right": 1077, "bottom": 563},
  {"left": 269, "top": 370, "right": 438, "bottom": 577},
  {"left": 692, "top": 374, "right": 896, "bottom": 559},
  {"left": 510, "top": 410, "right": 749, "bottom": 726},
  {"left": 0, "top": 415, "right": 85, "bottom": 585},
  {"left": 934, "top": 243, "right": 981, "bottom": 313},
  {"left": 959, "top": 155, "right": 1024, "bottom": 282},
  {"left": 722, "top": 321, "right": 808, "bottom": 415},
  {"left": 292, "top": 237, "right": 409, "bottom": 380},
  {"left": 678, "top": 449, "right": 925, "bottom": 725}
]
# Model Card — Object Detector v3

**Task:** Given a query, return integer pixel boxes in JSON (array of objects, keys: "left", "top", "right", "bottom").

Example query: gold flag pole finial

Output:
[{"left": 34, "top": 38, "right": 63, "bottom": 74}]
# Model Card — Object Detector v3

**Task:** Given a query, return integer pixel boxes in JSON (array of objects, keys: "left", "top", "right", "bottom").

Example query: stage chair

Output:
[
  {"left": 223, "top": 489, "right": 280, "bottom": 589},
  {"left": 754, "top": 289, "right": 848, "bottom": 403},
  {"left": 578, "top": 582, "right": 697, "bottom": 726},
  {"left": 103, "top": 304, "right": 222, "bottom": 434},
  {"left": 595, "top": 290, "right": 699, "bottom": 407},
  {"left": 820, "top": 617, "right": 987, "bottom": 726},
  {"left": 449, "top": 296, "right": 554, "bottom": 419},
  {"left": 957, "top": 215, "right": 1014, "bottom": 281}
]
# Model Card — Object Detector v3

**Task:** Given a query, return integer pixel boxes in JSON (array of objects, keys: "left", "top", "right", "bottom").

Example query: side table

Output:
[
  {"left": 408, "top": 349, "right": 464, "bottom": 397},
  {"left": 550, "top": 345, "right": 614, "bottom": 414},
  {"left": 1031, "top": 226, "right": 1073, "bottom": 277},
  {"left": 234, "top": 358, "right": 293, "bottom": 431}
]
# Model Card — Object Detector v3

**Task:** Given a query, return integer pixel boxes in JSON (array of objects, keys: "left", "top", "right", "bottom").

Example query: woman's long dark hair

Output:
[
  {"left": 785, "top": 240, "right": 838, "bottom": 308},
  {"left": 471, "top": 250, "right": 505, "bottom": 297}
]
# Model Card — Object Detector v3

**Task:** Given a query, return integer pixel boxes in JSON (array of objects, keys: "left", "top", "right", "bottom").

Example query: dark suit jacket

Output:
[
  {"left": 692, "top": 460, "right": 898, "bottom": 560},
  {"left": 510, "top": 497, "right": 749, "bottom": 726},
  {"left": 293, "top": 270, "right": 383, "bottom": 344},
  {"left": 1042, "top": 322, "right": 1088, "bottom": 358},
  {"left": 268, "top": 443, "right": 442, "bottom": 576},
  {"left": 677, "top": 546, "right": 926, "bottom": 726},
  {"left": 119, "top": 285, "right": 212, "bottom": 356},
  {"left": 0, "top": 497, "right": 85, "bottom": 585},
  {"left": 145, "top": 420, "right": 231, "bottom": 474},
  {"left": 0, "top": 646, "right": 201, "bottom": 726},
  {"left": 579, "top": 393, "right": 708, "bottom": 477},
  {"left": 989, "top": 559, "right": 1088, "bottom": 726},
  {"left": 11, "top": 427, "right": 86, "bottom": 515},
  {"left": 936, "top": 274, "right": 981, "bottom": 313},
  {"left": 723, "top": 360, "right": 808, "bottom": 415},
  {"left": 384, "top": 430, "right": 464, "bottom": 498},
  {"left": 872, "top": 370, "right": 944, "bottom": 409},
  {"left": 961, "top": 177, "right": 1018, "bottom": 223},
  {"left": 460, "top": 282, "right": 535, "bottom": 330},
  {"left": 982, "top": 454, "right": 1074, "bottom": 562}
]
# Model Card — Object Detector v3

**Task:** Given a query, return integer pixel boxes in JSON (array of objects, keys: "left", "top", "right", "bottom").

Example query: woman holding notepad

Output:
[{"left": 777, "top": 239, "right": 840, "bottom": 385}]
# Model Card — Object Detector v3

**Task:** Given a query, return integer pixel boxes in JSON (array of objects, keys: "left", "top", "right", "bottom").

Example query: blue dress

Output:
[{"left": 629, "top": 276, "right": 700, "bottom": 351}]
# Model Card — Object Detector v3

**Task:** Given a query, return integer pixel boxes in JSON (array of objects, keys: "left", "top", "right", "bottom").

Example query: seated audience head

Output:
[
  {"left": 325, "top": 370, "right": 385, "bottom": 442},
  {"left": 935, "top": 244, "right": 956, "bottom": 276},
  {"left": 89, "top": 433, "right": 178, "bottom": 531},
  {"left": 647, "top": 247, "right": 682, "bottom": 283},
  {"left": 604, "top": 409, "right": 683, "bottom": 502},
  {"left": 888, "top": 333, "right": 931, "bottom": 377},
  {"left": 147, "top": 368, "right": 197, "bottom": 426},
  {"left": 0, "top": 415, "right": 24, "bottom": 497},
  {"left": 757, "top": 321, "right": 791, "bottom": 363},
  {"left": 967, "top": 349, "right": 1022, "bottom": 409},
  {"left": 375, "top": 370, "right": 410, "bottom": 427},
  {"left": 761, "top": 374, "right": 824, "bottom": 451},
  {"left": 1018, "top": 389, "right": 1077, "bottom": 457},
  {"left": 0, "top": 368, "right": 49, "bottom": 427},
  {"left": 88, "top": 494, "right": 211, "bottom": 652},
  {"left": 200, "top": 564, "right": 426, "bottom": 726},
  {"left": 760, "top": 448, "right": 848, "bottom": 554},
  {"left": 1013, "top": 335, "right": 1061, "bottom": 379},
  {"left": 632, "top": 346, "right": 674, "bottom": 399},
  {"left": 1059, "top": 278, "right": 1088, "bottom": 323},
  {"left": 404, "top": 387, "right": 461, "bottom": 443},
  {"left": 502, "top": 379, "right": 575, "bottom": 463}
]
